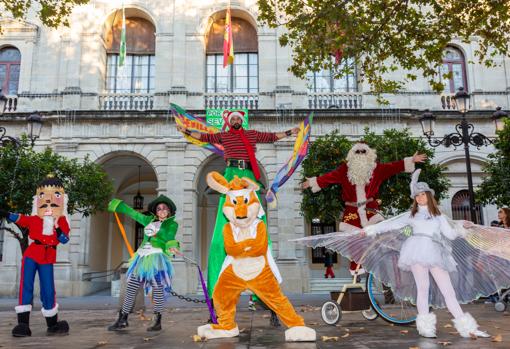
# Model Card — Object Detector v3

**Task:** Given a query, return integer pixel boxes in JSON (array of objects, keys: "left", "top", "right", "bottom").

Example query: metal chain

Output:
[{"left": 170, "top": 290, "right": 206, "bottom": 304}]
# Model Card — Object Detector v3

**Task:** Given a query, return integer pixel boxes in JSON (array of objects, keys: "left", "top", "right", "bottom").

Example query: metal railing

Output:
[
  {"left": 82, "top": 261, "right": 126, "bottom": 282},
  {"left": 2, "top": 95, "right": 18, "bottom": 113},
  {"left": 308, "top": 92, "right": 363, "bottom": 109},
  {"left": 204, "top": 93, "right": 259, "bottom": 109},
  {"left": 99, "top": 93, "right": 154, "bottom": 111}
]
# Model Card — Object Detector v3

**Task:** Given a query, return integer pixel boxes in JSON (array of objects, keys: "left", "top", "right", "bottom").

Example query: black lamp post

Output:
[
  {"left": 133, "top": 165, "right": 144, "bottom": 210},
  {"left": 26, "top": 112, "right": 43, "bottom": 147},
  {"left": 419, "top": 87, "right": 502, "bottom": 223}
]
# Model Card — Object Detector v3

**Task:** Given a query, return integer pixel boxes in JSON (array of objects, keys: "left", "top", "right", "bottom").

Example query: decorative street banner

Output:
[{"left": 206, "top": 108, "right": 249, "bottom": 131}]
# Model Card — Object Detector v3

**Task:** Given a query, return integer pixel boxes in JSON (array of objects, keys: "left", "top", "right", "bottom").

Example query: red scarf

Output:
[{"left": 229, "top": 127, "right": 260, "bottom": 180}]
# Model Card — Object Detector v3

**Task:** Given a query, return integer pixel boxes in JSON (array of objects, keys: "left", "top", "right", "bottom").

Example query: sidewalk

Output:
[{"left": 0, "top": 294, "right": 507, "bottom": 349}]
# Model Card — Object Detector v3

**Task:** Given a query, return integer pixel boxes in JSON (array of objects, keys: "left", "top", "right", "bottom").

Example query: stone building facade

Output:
[{"left": 0, "top": 0, "right": 505, "bottom": 296}]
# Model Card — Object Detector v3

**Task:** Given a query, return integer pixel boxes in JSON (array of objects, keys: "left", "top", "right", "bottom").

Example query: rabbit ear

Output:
[
  {"left": 410, "top": 169, "right": 422, "bottom": 195},
  {"left": 207, "top": 171, "right": 230, "bottom": 194}
]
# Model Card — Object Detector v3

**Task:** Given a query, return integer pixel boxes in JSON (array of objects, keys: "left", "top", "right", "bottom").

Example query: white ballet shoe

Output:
[
  {"left": 285, "top": 326, "right": 316, "bottom": 342},
  {"left": 416, "top": 313, "right": 437, "bottom": 338}
]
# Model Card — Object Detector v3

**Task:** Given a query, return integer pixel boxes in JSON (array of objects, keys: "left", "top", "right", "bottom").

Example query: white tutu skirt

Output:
[{"left": 398, "top": 236, "right": 457, "bottom": 272}]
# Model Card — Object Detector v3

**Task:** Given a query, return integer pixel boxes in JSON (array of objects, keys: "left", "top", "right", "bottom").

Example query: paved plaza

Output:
[{"left": 0, "top": 294, "right": 507, "bottom": 349}]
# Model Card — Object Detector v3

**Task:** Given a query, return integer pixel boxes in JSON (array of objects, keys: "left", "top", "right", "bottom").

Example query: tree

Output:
[
  {"left": 0, "top": 0, "right": 89, "bottom": 31},
  {"left": 258, "top": 1, "right": 510, "bottom": 98},
  {"left": 300, "top": 128, "right": 450, "bottom": 223},
  {"left": 0, "top": 139, "right": 113, "bottom": 252},
  {"left": 477, "top": 118, "right": 510, "bottom": 207}
]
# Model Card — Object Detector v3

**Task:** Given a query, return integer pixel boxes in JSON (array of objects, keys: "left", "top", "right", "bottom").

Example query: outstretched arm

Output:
[
  {"left": 108, "top": 199, "right": 154, "bottom": 226},
  {"left": 302, "top": 163, "right": 346, "bottom": 193}
]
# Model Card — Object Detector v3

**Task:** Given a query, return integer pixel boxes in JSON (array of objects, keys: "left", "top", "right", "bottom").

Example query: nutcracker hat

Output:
[
  {"left": 37, "top": 174, "right": 64, "bottom": 190},
  {"left": 148, "top": 195, "right": 177, "bottom": 216},
  {"left": 410, "top": 169, "right": 435, "bottom": 198}
]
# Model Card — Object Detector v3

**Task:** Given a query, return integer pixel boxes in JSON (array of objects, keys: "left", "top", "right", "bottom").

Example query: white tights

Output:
[{"left": 411, "top": 264, "right": 464, "bottom": 319}]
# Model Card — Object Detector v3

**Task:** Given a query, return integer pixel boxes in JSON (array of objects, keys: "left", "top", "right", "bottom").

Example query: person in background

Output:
[{"left": 324, "top": 249, "right": 335, "bottom": 278}]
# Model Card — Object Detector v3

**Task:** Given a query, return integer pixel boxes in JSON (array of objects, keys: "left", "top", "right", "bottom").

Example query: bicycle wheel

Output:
[
  {"left": 321, "top": 301, "right": 342, "bottom": 325},
  {"left": 366, "top": 273, "right": 416, "bottom": 325}
]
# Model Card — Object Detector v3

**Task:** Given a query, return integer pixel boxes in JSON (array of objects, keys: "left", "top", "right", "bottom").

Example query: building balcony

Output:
[
  {"left": 204, "top": 93, "right": 259, "bottom": 110},
  {"left": 2, "top": 94, "right": 18, "bottom": 113},
  {"left": 308, "top": 92, "right": 363, "bottom": 109},
  {"left": 99, "top": 93, "right": 154, "bottom": 111}
]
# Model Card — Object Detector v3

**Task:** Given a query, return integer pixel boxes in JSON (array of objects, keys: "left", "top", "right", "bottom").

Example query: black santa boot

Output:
[
  {"left": 146, "top": 312, "right": 162, "bottom": 331},
  {"left": 12, "top": 311, "right": 32, "bottom": 337},
  {"left": 46, "top": 313, "right": 70, "bottom": 336},
  {"left": 108, "top": 310, "right": 129, "bottom": 331}
]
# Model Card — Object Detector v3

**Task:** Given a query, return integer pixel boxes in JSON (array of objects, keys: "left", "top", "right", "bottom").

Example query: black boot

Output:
[
  {"left": 146, "top": 312, "right": 162, "bottom": 331},
  {"left": 45, "top": 314, "right": 69, "bottom": 336},
  {"left": 269, "top": 310, "right": 281, "bottom": 328},
  {"left": 12, "top": 311, "right": 32, "bottom": 337},
  {"left": 108, "top": 311, "right": 129, "bottom": 331}
]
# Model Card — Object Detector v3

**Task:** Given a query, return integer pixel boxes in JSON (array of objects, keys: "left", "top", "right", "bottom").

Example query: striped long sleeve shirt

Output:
[{"left": 200, "top": 130, "right": 278, "bottom": 161}]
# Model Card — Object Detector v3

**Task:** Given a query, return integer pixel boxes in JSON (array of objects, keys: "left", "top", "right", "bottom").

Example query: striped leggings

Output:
[{"left": 122, "top": 276, "right": 165, "bottom": 314}]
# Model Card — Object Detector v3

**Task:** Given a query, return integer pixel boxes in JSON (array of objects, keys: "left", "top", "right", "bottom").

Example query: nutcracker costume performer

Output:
[
  {"left": 295, "top": 170, "right": 510, "bottom": 338},
  {"left": 107, "top": 195, "right": 180, "bottom": 332},
  {"left": 0, "top": 176, "right": 71, "bottom": 337},
  {"left": 197, "top": 172, "right": 316, "bottom": 342},
  {"left": 176, "top": 111, "right": 299, "bottom": 297},
  {"left": 302, "top": 142, "right": 425, "bottom": 273}
]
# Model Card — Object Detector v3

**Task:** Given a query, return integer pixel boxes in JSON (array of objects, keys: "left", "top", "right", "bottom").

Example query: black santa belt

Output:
[{"left": 345, "top": 197, "right": 375, "bottom": 208}]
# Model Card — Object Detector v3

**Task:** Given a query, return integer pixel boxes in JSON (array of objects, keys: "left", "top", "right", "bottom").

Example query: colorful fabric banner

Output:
[
  {"left": 170, "top": 103, "right": 225, "bottom": 156},
  {"left": 118, "top": 6, "right": 127, "bottom": 67},
  {"left": 266, "top": 113, "right": 313, "bottom": 207},
  {"left": 223, "top": 7, "right": 234, "bottom": 68}
]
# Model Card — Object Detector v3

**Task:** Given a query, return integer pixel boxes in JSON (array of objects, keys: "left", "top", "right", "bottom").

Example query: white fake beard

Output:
[
  {"left": 347, "top": 154, "right": 377, "bottom": 186},
  {"left": 42, "top": 216, "right": 55, "bottom": 236}
]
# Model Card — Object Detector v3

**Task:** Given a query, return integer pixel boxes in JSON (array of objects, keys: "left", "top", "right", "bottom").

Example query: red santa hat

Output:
[{"left": 224, "top": 110, "right": 246, "bottom": 124}]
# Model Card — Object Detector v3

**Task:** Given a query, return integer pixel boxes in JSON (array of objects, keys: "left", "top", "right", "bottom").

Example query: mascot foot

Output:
[
  {"left": 12, "top": 311, "right": 31, "bottom": 337},
  {"left": 285, "top": 326, "right": 316, "bottom": 342},
  {"left": 197, "top": 324, "right": 212, "bottom": 337},
  {"left": 203, "top": 326, "right": 240, "bottom": 339},
  {"left": 45, "top": 315, "right": 69, "bottom": 336}
]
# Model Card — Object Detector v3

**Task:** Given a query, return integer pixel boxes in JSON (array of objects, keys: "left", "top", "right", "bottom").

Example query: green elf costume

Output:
[{"left": 107, "top": 195, "right": 180, "bottom": 332}]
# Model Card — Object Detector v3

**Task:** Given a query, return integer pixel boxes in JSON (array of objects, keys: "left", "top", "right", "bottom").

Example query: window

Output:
[
  {"left": 206, "top": 16, "right": 258, "bottom": 93},
  {"left": 104, "top": 16, "right": 155, "bottom": 93},
  {"left": 206, "top": 53, "right": 258, "bottom": 93},
  {"left": 134, "top": 221, "right": 145, "bottom": 250},
  {"left": 0, "top": 229, "right": 3, "bottom": 261},
  {"left": 451, "top": 190, "right": 483, "bottom": 224},
  {"left": 0, "top": 46, "right": 21, "bottom": 95},
  {"left": 307, "top": 58, "right": 357, "bottom": 93},
  {"left": 310, "top": 220, "right": 338, "bottom": 264},
  {"left": 441, "top": 46, "right": 467, "bottom": 93}
]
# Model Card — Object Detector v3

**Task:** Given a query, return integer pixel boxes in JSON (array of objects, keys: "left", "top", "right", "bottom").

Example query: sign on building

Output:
[{"left": 206, "top": 108, "right": 249, "bottom": 130}]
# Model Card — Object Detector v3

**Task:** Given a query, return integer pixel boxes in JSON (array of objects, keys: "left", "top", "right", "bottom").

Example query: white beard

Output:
[
  {"left": 347, "top": 155, "right": 377, "bottom": 186},
  {"left": 42, "top": 216, "right": 55, "bottom": 236}
]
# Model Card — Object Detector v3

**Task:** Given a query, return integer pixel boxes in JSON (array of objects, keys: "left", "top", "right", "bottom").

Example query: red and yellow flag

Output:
[{"left": 223, "top": 7, "right": 234, "bottom": 68}]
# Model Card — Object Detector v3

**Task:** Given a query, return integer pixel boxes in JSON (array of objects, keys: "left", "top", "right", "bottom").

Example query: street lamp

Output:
[
  {"left": 492, "top": 107, "right": 508, "bottom": 132},
  {"left": 419, "top": 87, "right": 497, "bottom": 223},
  {"left": 26, "top": 112, "right": 43, "bottom": 147}
]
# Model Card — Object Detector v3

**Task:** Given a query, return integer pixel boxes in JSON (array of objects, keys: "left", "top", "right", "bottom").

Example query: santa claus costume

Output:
[
  {"left": 305, "top": 142, "right": 417, "bottom": 272},
  {"left": 0, "top": 176, "right": 71, "bottom": 337}
]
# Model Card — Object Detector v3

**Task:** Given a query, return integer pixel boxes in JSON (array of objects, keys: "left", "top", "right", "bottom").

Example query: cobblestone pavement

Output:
[{"left": 0, "top": 295, "right": 508, "bottom": 349}]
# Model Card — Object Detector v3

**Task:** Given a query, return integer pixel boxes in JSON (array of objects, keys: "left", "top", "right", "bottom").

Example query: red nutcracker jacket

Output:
[
  {"left": 15, "top": 215, "right": 70, "bottom": 264},
  {"left": 310, "top": 158, "right": 414, "bottom": 229}
]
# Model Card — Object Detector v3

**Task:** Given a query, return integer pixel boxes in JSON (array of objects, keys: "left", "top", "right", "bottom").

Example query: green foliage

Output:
[
  {"left": 300, "top": 128, "right": 450, "bottom": 222},
  {"left": 258, "top": 0, "right": 510, "bottom": 99},
  {"left": 477, "top": 118, "right": 510, "bottom": 206},
  {"left": 0, "top": 139, "right": 113, "bottom": 216},
  {"left": 0, "top": 0, "right": 89, "bottom": 31}
]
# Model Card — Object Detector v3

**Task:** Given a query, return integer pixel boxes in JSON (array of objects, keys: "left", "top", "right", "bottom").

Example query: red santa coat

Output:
[
  {"left": 15, "top": 215, "right": 70, "bottom": 264},
  {"left": 310, "top": 158, "right": 414, "bottom": 229}
]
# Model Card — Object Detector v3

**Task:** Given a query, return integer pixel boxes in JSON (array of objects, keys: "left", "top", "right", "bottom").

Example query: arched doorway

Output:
[
  {"left": 88, "top": 152, "right": 158, "bottom": 288},
  {"left": 451, "top": 190, "right": 484, "bottom": 224},
  {"left": 195, "top": 155, "right": 268, "bottom": 273}
]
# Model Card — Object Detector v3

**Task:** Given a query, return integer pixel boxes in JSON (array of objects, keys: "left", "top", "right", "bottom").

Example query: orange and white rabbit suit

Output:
[{"left": 197, "top": 172, "right": 316, "bottom": 341}]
